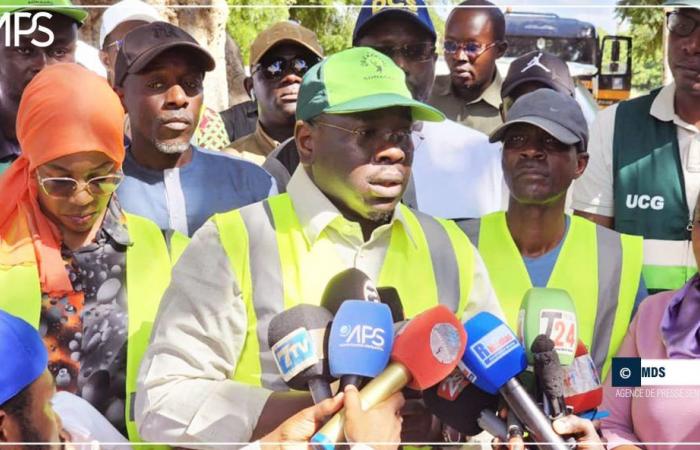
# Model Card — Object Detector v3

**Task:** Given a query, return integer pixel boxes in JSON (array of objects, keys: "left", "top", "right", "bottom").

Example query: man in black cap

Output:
[
  {"left": 0, "top": 0, "right": 86, "bottom": 174},
  {"left": 114, "top": 22, "right": 276, "bottom": 237},
  {"left": 458, "top": 89, "right": 646, "bottom": 379},
  {"left": 500, "top": 51, "right": 575, "bottom": 117}
]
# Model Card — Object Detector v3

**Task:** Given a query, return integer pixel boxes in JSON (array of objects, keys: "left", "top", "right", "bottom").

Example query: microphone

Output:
[
  {"left": 462, "top": 312, "right": 569, "bottom": 450},
  {"left": 377, "top": 286, "right": 405, "bottom": 322},
  {"left": 563, "top": 340, "right": 603, "bottom": 414},
  {"left": 531, "top": 335, "right": 568, "bottom": 420},
  {"left": 328, "top": 301, "right": 394, "bottom": 389},
  {"left": 311, "top": 305, "right": 466, "bottom": 448},
  {"left": 422, "top": 367, "right": 498, "bottom": 436},
  {"left": 519, "top": 288, "right": 578, "bottom": 366},
  {"left": 268, "top": 304, "right": 334, "bottom": 403}
]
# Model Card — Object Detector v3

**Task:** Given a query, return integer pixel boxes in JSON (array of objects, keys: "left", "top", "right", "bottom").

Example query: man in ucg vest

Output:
[
  {"left": 573, "top": 0, "right": 700, "bottom": 293},
  {"left": 135, "top": 47, "right": 503, "bottom": 444},
  {"left": 459, "top": 89, "right": 645, "bottom": 378}
]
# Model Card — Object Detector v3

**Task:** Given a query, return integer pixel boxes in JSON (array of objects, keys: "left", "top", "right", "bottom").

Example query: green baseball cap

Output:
[
  {"left": 296, "top": 46, "right": 444, "bottom": 122},
  {"left": 0, "top": 0, "right": 88, "bottom": 25}
]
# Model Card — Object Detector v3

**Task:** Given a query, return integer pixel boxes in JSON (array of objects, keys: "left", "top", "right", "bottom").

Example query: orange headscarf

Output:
[{"left": 0, "top": 63, "right": 125, "bottom": 297}]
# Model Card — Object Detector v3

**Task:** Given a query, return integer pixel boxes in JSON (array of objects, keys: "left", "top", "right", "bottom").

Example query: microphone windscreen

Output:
[
  {"left": 423, "top": 368, "right": 498, "bottom": 435},
  {"left": 392, "top": 305, "right": 466, "bottom": 390},
  {"left": 377, "top": 286, "right": 405, "bottom": 322},
  {"left": 328, "top": 301, "right": 393, "bottom": 378},
  {"left": 268, "top": 304, "right": 333, "bottom": 390},
  {"left": 462, "top": 312, "right": 527, "bottom": 395},
  {"left": 531, "top": 334, "right": 555, "bottom": 354},
  {"left": 519, "top": 287, "right": 578, "bottom": 366},
  {"left": 563, "top": 340, "right": 603, "bottom": 413},
  {"left": 320, "top": 268, "right": 379, "bottom": 314}
]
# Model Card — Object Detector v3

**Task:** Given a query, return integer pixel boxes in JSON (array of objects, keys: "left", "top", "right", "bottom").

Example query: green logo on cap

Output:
[{"left": 361, "top": 52, "right": 385, "bottom": 74}]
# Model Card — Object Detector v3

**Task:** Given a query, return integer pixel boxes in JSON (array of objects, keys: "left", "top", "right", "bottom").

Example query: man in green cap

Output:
[
  {"left": 0, "top": 0, "right": 86, "bottom": 174},
  {"left": 134, "top": 47, "right": 502, "bottom": 444},
  {"left": 574, "top": 0, "right": 700, "bottom": 293}
]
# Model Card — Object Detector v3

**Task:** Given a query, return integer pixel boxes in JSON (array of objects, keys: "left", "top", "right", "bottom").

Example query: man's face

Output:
[
  {"left": 120, "top": 48, "right": 204, "bottom": 154},
  {"left": 501, "top": 123, "right": 587, "bottom": 205},
  {"left": 355, "top": 16, "right": 437, "bottom": 102},
  {"left": 100, "top": 20, "right": 150, "bottom": 86},
  {"left": 0, "top": 371, "right": 61, "bottom": 450},
  {"left": 297, "top": 107, "right": 415, "bottom": 223},
  {"left": 668, "top": 9, "right": 700, "bottom": 97},
  {"left": 444, "top": 9, "right": 504, "bottom": 94},
  {"left": 0, "top": 12, "right": 77, "bottom": 107},
  {"left": 252, "top": 43, "right": 320, "bottom": 126}
]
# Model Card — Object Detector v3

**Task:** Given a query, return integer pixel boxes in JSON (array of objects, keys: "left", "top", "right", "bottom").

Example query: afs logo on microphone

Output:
[
  {"left": 271, "top": 327, "right": 319, "bottom": 382},
  {"left": 339, "top": 324, "right": 386, "bottom": 351},
  {"left": 470, "top": 324, "right": 519, "bottom": 368},
  {"left": 0, "top": 12, "right": 55, "bottom": 48}
]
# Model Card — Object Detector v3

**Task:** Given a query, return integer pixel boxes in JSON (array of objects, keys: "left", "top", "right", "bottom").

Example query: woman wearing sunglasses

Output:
[{"left": 0, "top": 63, "right": 175, "bottom": 441}]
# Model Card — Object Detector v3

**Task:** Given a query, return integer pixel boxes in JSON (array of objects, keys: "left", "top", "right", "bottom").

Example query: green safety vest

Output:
[
  {"left": 613, "top": 88, "right": 696, "bottom": 292},
  {"left": 458, "top": 212, "right": 643, "bottom": 379},
  {"left": 212, "top": 193, "right": 475, "bottom": 390},
  {"left": 0, "top": 213, "right": 178, "bottom": 445}
]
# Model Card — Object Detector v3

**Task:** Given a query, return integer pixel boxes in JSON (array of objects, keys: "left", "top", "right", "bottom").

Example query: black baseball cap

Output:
[
  {"left": 114, "top": 21, "right": 215, "bottom": 87},
  {"left": 501, "top": 51, "right": 575, "bottom": 99},
  {"left": 490, "top": 89, "right": 589, "bottom": 152}
]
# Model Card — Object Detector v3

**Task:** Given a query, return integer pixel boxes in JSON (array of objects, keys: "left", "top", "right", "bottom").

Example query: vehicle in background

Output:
[{"left": 504, "top": 11, "right": 632, "bottom": 107}]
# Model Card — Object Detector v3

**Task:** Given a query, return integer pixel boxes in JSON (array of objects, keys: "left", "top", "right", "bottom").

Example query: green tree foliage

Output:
[
  {"left": 615, "top": 0, "right": 665, "bottom": 91},
  {"left": 226, "top": 0, "right": 290, "bottom": 65}
]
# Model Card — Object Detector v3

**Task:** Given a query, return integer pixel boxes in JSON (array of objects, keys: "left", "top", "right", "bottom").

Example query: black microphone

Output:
[
  {"left": 376, "top": 286, "right": 405, "bottom": 322},
  {"left": 422, "top": 368, "right": 499, "bottom": 436},
  {"left": 532, "top": 335, "right": 568, "bottom": 420},
  {"left": 268, "top": 304, "right": 334, "bottom": 403}
]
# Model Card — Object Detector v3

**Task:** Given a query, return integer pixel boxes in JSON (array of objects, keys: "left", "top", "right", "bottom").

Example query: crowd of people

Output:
[{"left": 0, "top": 0, "right": 700, "bottom": 448}]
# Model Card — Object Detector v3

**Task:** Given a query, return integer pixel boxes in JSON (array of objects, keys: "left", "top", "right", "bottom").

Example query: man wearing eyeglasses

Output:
[
  {"left": 134, "top": 47, "right": 502, "bottom": 445},
  {"left": 113, "top": 22, "right": 276, "bottom": 237},
  {"left": 573, "top": 0, "right": 700, "bottom": 294},
  {"left": 352, "top": 0, "right": 505, "bottom": 221},
  {"left": 0, "top": 0, "right": 86, "bottom": 175},
  {"left": 428, "top": 0, "right": 507, "bottom": 136},
  {"left": 223, "top": 21, "right": 324, "bottom": 165}
]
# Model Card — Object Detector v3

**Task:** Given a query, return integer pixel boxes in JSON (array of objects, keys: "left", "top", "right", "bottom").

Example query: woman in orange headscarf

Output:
[{"left": 0, "top": 63, "right": 175, "bottom": 440}]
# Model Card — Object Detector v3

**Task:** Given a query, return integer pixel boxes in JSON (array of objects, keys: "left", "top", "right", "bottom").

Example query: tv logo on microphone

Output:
[
  {"left": 271, "top": 328, "right": 319, "bottom": 381},
  {"left": 470, "top": 324, "right": 519, "bottom": 368},
  {"left": 338, "top": 324, "right": 386, "bottom": 351},
  {"left": 0, "top": 12, "right": 55, "bottom": 48}
]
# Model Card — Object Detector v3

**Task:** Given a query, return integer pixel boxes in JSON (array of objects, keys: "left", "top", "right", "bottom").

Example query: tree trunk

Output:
[{"left": 75, "top": 0, "right": 235, "bottom": 110}]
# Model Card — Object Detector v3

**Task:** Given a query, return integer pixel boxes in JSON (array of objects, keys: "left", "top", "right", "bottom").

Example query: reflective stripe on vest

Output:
[
  {"left": 213, "top": 193, "right": 474, "bottom": 391},
  {"left": 0, "top": 213, "right": 172, "bottom": 445},
  {"left": 613, "top": 88, "right": 693, "bottom": 291},
  {"left": 462, "top": 212, "right": 643, "bottom": 379}
]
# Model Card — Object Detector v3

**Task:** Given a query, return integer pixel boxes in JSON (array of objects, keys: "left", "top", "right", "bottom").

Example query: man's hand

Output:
[
  {"left": 552, "top": 415, "right": 605, "bottom": 450},
  {"left": 344, "top": 385, "right": 405, "bottom": 449},
  {"left": 260, "top": 393, "right": 344, "bottom": 450}
]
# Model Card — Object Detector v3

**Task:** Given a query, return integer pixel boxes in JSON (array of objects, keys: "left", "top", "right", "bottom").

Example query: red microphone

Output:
[
  {"left": 563, "top": 340, "right": 603, "bottom": 414},
  {"left": 311, "top": 305, "right": 467, "bottom": 447}
]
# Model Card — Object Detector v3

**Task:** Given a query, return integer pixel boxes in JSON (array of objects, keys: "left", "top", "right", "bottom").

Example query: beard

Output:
[
  {"left": 154, "top": 140, "right": 190, "bottom": 154},
  {"left": 367, "top": 210, "right": 393, "bottom": 224}
]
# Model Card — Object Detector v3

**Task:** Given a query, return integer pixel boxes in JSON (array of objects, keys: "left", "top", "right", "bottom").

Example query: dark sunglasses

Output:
[
  {"left": 443, "top": 40, "right": 502, "bottom": 60},
  {"left": 369, "top": 42, "right": 436, "bottom": 62},
  {"left": 667, "top": 11, "right": 700, "bottom": 37},
  {"left": 252, "top": 56, "right": 321, "bottom": 80}
]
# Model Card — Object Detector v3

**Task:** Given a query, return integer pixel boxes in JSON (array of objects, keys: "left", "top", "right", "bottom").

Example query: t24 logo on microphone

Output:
[
  {"left": 271, "top": 327, "right": 319, "bottom": 382},
  {"left": 0, "top": 12, "right": 55, "bottom": 48},
  {"left": 339, "top": 324, "right": 386, "bottom": 351}
]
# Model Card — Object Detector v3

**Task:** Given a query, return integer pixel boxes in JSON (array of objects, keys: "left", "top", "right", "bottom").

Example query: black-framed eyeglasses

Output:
[
  {"left": 252, "top": 55, "right": 321, "bottom": 80},
  {"left": 36, "top": 172, "right": 124, "bottom": 198},
  {"left": 104, "top": 39, "right": 123, "bottom": 52},
  {"left": 310, "top": 120, "right": 424, "bottom": 150},
  {"left": 443, "top": 40, "right": 502, "bottom": 60},
  {"left": 667, "top": 11, "right": 700, "bottom": 37},
  {"left": 369, "top": 42, "right": 436, "bottom": 62}
]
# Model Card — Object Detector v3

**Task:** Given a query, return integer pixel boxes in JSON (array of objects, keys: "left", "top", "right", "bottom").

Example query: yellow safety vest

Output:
[
  {"left": 213, "top": 193, "right": 475, "bottom": 390},
  {"left": 0, "top": 213, "right": 178, "bottom": 444},
  {"left": 460, "top": 212, "right": 643, "bottom": 379}
]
